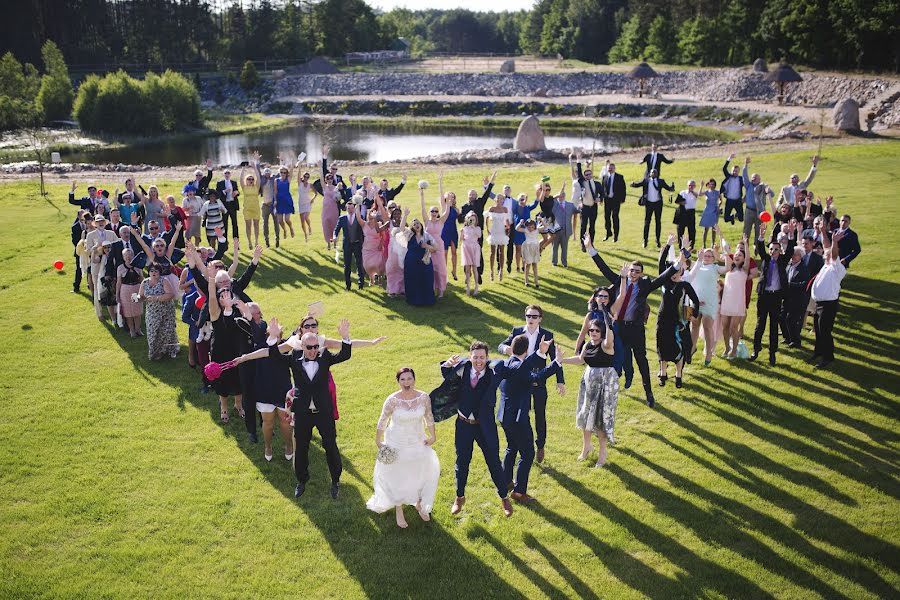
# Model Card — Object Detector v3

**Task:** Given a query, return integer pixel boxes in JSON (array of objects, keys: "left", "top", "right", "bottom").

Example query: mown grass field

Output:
[{"left": 0, "top": 141, "right": 898, "bottom": 599}]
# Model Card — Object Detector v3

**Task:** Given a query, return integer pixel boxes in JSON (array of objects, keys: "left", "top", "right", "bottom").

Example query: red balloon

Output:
[
  {"left": 53, "top": 261, "right": 64, "bottom": 270},
  {"left": 195, "top": 295, "right": 205, "bottom": 309},
  {"left": 759, "top": 211, "right": 772, "bottom": 223}
]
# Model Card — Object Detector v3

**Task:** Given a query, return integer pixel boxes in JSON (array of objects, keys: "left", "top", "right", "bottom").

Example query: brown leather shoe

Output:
[
  {"left": 501, "top": 497, "right": 514, "bottom": 517},
  {"left": 451, "top": 496, "right": 465, "bottom": 515},
  {"left": 511, "top": 491, "right": 537, "bottom": 504},
  {"left": 536, "top": 448, "right": 545, "bottom": 463}
]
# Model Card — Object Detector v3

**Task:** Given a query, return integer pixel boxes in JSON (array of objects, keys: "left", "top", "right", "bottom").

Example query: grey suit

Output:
[{"left": 551, "top": 200, "right": 579, "bottom": 267}]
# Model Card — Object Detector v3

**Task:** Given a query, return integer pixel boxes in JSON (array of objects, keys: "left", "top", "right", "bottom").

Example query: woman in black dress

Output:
[
  {"left": 206, "top": 263, "right": 252, "bottom": 424},
  {"left": 656, "top": 235, "right": 700, "bottom": 389}
]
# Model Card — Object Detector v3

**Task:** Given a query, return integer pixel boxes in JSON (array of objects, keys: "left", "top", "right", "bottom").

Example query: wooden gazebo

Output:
[
  {"left": 766, "top": 63, "right": 803, "bottom": 105},
  {"left": 627, "top": 62, "right": 659, "bottom": 98}
]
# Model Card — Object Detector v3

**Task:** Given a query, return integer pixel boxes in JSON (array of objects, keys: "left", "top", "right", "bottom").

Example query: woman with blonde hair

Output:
[{"left": 239, "top": 164, "right": 261, "bottom": 247}]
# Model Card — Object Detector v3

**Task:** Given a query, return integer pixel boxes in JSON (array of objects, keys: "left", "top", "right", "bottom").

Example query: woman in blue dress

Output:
[
  {"left": 404, "top": 219, "right": 438, "bottom": 306},
  {"left": 511, "top": 192, "right": 539, "bottom": 273},
  {"left": 440, "top": 191, "right": 459, "bottom": 281},
  {"left": 699, "top": 178, "right": 721, "bottom": 247},
  {"left": 275, "top": 163, "right": 296, "bottom": 239}
]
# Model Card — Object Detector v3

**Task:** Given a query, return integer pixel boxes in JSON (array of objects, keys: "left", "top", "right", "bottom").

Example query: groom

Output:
[{"left": 441, "top": 340, "right": 527, "bottom": 518}]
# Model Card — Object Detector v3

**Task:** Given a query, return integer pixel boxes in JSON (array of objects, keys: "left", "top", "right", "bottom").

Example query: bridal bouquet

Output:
[{"left": 376, "top": 445, "right": 399, "bottom": 464}]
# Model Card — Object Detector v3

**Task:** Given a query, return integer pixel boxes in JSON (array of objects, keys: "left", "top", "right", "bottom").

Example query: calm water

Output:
[{"left": 64, "top": 123, "right": 703, "bottom": 167}]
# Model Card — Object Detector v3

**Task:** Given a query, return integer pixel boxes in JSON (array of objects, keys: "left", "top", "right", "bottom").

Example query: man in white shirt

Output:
[
  {"left": 778, "top": 156, "right": 818, "bottom": 206},
  {"left": 675, "top": 180, "right": 700, "bottom": 249},
  {"left": 810, "top": 229, "right": 847, "bottom": 369}
]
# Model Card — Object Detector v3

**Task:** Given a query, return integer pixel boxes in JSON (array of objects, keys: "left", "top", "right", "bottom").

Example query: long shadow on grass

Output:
[
  {"left": 540, "top": 466, "right": 775, "bottom": 598},
  {"left": 645, "top": 432, "right": 899, "bottom": 596}
]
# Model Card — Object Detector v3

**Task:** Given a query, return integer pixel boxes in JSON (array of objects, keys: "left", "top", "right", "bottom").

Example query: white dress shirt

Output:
[
  {"left": 647, "top": 179, "right": 662, "bottom": 203},
  {"left": 811, "top": 260, "right": 846, "bottom": 302},
  {"left": 681, "top": 190, "right": 699, "bottom": 210}
]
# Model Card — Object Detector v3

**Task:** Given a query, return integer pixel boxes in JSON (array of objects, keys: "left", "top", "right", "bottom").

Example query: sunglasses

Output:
[
  {"left": 305, "top": 344, "right": 320, "bottom": 350},
  {"left": 629, "top": 268, "right": 642, "bottom": 273},
  {"left": 150, "top": 226, "right": 159, "bottom": 230},
  {"left": 430, "top": 210, "right": 439, "bottom": 214},
  {"left": 588, "top": 328, "right": 601, "bottom": 333},
  {"left": 525, "top": 314, "right": 541, "bottom": 319},
  {"left": 302, "top": 323, "right": 317, "bottom": 329},
  {"left": 597, "top": 294, "right": 609, "bottom": 299}
]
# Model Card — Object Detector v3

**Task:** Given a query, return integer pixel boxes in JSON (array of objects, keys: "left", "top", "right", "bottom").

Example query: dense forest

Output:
[{"left": 1, "top": 0, "right": 897, "bottom": 71}]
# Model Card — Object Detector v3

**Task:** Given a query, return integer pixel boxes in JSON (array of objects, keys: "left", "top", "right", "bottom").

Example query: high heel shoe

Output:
[
  {"left": 658, "top": 375, "right": 667, "bottom": 386},
  {"left": 675, "top": 377, "right": 683, "bottom": 389}
]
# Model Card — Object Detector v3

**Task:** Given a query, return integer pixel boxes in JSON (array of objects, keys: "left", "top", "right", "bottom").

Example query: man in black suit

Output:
[
  {"left": 602, "top": 162, "right": 627, "bottom": 242},
  {"left": 585, "top": 235, "right": 676, "bottom": 407},
  {"left": 721, "top": 154, "right": 745, "bottom": 224},
  {"left": 575, "top": 159, "right": 601, "bottom": 251},
  {"left": 238, "top": 320, "right": 352, "bottom": 499},
  {"left": 498, "top": 304, "right": 565, "bottom": 464},
  {"left": 68, "top": 182, "right": 100, "bottom": 213},
  {"left": 836, "top": 214, "right": 861, "bottom": 267},
  {"left": 782, "top": 244, "right": 811, "bottom": 348},
  {"left": 457, "top": 171, "right": 497, "bottom": 284},
  {"left": 750, "top": 222, "right": 795, "bottom": 365},
  {"left": 333, "top": 199, "right": 366, "bottom": 290},
  {"left": 640, "top": 143, "right": 674, "bottom": 177},
  {"left": 631, "top": 169, "right": 675, "bottom": 248},
  {"left": 215, "top": 168, "right": 241, "bottom": 239}
]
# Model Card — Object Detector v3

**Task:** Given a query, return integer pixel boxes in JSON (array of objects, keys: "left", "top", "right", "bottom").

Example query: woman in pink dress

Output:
[
  {"left": 321, "top": 173, "right": 341, "bottom": 250},
  {"left": 718, "top": 231, "right": 752, "bottom": 359},
  {"left": 421, "top": 175, "right": 450, "bottom": 298},
  {"left": 362, "top": 203, "right": 390, "bottom": 286},
  {"left": 460, "top": 212, "right": 482, "bottom": 296}
]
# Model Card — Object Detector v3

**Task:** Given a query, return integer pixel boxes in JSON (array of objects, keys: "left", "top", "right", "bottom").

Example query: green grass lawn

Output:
[{"left": 1, "top": 141, "right": 898, "bottom": 599}]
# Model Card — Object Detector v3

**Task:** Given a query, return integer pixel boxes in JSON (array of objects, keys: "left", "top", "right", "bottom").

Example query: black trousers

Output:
[
  {"left": 222, "top": 202, "right": 240, "bottom": 239},
  {"left": 505, "top": 234, "right": 515, "bottom": 270},
  {"left": 73, "top": 251, "right": 82, "bottom": 291},
  {"left": 294, "top": 408, "right": 342, "bottom": 484},
  {"left": 619, "top": 321, "right": 651, "bottom": 389},
  {"left": 343, "top": 241, "right": 365, "bottom": 289},
  {"left": 476, "top": 232, "right": 484, "bottom": 283},
  {"left": 603, "top": 200, "right": 620, "bottom": 240},
  {"left": 677, "top": 209, "right": 697, "bottom": 248},
  {"left": 580, "top": 203, "right": 598, "bottom": 245},
  {"left": 814, "top": 299, "right": 839, "bottom": 361},
  {"left": 723, "top": 198, "right": 744, "bottom": 224},
  {"left": 753, "top": 290, "right": 784, "bottom": 355},
  {"left": 781, "top": 293, "right": 806, "bottom": 346},
  {"left": 239, "top": 362, "right": 257, "bottom": 436},
  {"left": 643, "top": 202, "right": 663, "bottom": 244},
  {"left": 532, "top": 385, "right": 548, "bottom": 449}
]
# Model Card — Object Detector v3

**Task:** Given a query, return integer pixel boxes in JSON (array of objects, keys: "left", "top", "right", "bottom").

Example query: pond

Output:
[{"left": 63, "top": 122, "right": 708, "bottom": 167}]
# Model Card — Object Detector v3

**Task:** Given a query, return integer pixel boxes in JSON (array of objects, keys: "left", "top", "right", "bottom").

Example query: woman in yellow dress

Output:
[{"left": 240, "top": 165, "right": 261, "bottom": 247}]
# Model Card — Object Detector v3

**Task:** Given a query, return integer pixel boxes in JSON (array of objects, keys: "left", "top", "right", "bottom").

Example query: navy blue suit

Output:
[
  {"left": 498, "top": 326, "right": 564, "bottom": 450},
  {"left": 333, "top": 213, "right": 365, "bottom": 289},
  {"left": 837, "top": 227, "right": 861, "bottom": 267},
  {"left": 497, "top": 353, "right": 561, "bottom": 494},
  {"left": 442, "top": 358, "right": 520, "bottom": 498}
]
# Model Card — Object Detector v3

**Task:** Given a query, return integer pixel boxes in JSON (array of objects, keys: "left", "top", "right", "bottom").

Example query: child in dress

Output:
[
  {"left": 516, "top": 219, "right": 542, "bottom": 288},
  {"left": 460, "top": 212, "right": 482, "bottom": 296}
]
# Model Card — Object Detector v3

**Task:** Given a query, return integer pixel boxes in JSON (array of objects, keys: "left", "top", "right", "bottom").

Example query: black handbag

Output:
[
  {"left": 638, "top": 194, "right": 647, "bottom": 207},
  {"left": 429, "top": 363, "right": 463, "bottom": 422}
]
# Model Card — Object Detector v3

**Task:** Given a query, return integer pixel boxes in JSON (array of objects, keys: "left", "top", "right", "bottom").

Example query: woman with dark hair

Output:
[
  {"left": 274, "top": 161, "right": 296, "bottom": 240},
  {"left": 404, "top": 218, "right": 437, "bottom": 306},
  {"left": 699, "top": 178, "right": 721, "bottom": 247},
  {"left": 575, "top": 286, "right": 624, "bottom": 375},
  {"left": 719, "top": 232, "right": 752, "bottom": 358},
  {"left": 441, "top": 190, "right": 459, "bottom": 281},
  {"left": 116, "top": 247, "right": 144, "bottom": 337},
  {"left": 297, "top": 170, "right": 317, "bottom": 242},
  {"left": 139, "top": 263, "right": 177, "bottom": 359},
  {"left": 422, "top": 176, "right": 450, "bottom": 298},
  {"left": 321, "top": 172, "right": 341, "bottom": 251},
  {"left": 656, "top": 237, "right": 700, "bottom": 388},
  {"left": 206, "top": 263, "right": 252, "bottom": 424},
  {"left": 366, "top": 367, "right": 439, "bottom": 528}
]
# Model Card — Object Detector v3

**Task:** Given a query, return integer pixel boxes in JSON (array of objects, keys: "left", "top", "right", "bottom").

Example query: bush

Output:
[
  {"left": 35, "top": 41, "right": 74, "bottom": 122},
  {"left": 74, "top": 69, "right": 200, "bottom": 134},
  {"left": 239, "top": 61, "right": 259, "bottom": 91}
]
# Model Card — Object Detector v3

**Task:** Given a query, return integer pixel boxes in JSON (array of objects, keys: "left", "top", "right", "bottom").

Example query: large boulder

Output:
[
  {"left": 833, "top": 98, "right": 861, "bottom": 131},
  {"left": 500, "top": 59, "right": 515, "bottom": 74},
  {"left": 513, "top": 115, "right": 546, "bottom": 152},
  {"left": 753, "top": 58, "right": 768, "bottom": 73}
]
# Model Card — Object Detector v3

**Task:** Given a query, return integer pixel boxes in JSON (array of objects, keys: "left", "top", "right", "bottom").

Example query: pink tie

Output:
[{"left": 470, "top": 370, "right": 480, "bottom": 388}]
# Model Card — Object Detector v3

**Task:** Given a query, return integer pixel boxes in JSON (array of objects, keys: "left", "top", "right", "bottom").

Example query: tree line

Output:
[{"left": 1, "top": 0, "right": 897, "bottom": 71}]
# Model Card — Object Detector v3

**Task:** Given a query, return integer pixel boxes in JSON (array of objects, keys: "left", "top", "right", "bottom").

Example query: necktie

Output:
[
  {"left": 470, "top": 369, "right": 480, "bottom": 388},
  {"left": 617, "top": 283, "right": 633, "bottom": 322}
]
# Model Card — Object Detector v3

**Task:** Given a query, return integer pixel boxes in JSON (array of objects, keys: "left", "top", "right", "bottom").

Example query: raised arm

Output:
[
  {"left": 419, "top": 186, "right": 428, "bottom": 224},
  {"left": 583, "top": 234, "right": 618, "bottom": 285},
  {"left": 206, "top": 263, "right": 221, "bottom": 322}
]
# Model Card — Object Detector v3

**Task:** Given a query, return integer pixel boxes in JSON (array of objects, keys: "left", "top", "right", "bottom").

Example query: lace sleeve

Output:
[
  {"left": 376, "top": 395, "right": 395, "bottom": 431},
  {"left": 422, "top": 392, "right": 435, "bottom": 428}
]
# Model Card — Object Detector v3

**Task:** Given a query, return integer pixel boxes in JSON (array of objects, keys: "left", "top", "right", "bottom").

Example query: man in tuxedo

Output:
[
  {"left": 498, "top": 304, "right": 565, "bottom": 464},
  {"left": 575, "top": 159, "right": 600, "bottom": 250},
  {"left": 602, "top": 162, "right": 627, "bottom": 242},
  {"left": 750, "top": 222, "right": 795, "bottom": 366},
  {"left": 631, "top": 169, "right": 675, "bottom": 248},
  {"left": 215, "top": 168, "right": 241, "bottom": 239},
  {"left": 456, "top": 171, "right": 497, "bottom": 283},
  {"left": 585, "top": 234, "right": 677, "bottom": 407},
  {"left": 251, "top": 321, "right": 352, "bottom": 499},
  {"left": 68, "top": 182, "right": 100, "bottom": 213},
  {"left": 777, "top": 156, "right": 818, "bottom": 206},
  {"left": 836, "top": 214, "right": 861, "bottom": 267},
  {"left": 497, "top": 335, "right": 560, "bottom": 503},
  {"left": 441, "top": 340, "right": 522, "bottom": 518},
  {"left": 333, "top": 199, "right": 366, "bottom": 290},
  {"left": 721, "top": 154, "right": 745, "bottom": 224},
  {"left": 782, "top": 245, "right": 811, "bottom": 348},
  {"left": 640, "top": 143, "right": 674, "bottom": 177}
]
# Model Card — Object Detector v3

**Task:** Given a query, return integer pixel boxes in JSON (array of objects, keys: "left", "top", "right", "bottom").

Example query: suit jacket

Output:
[
  {"left": 187, "top": 170, "right": 213, "bottom": 196},
  {"left": 837, "top": 228, "right": 861, "bottom": 266},
  {"left": 640, "top": 152, "right": 673, "bottom": 174},
  {"left": 85, "top": 228, "right": 120, "bottom": 258},
  {"left": 272, "top": 342, "right": 351, "bottom": 415},
  {"left": 777, "top": 165, "right": 816, "bottom": 205},
  {"left": 333, "top": 213, "right": 364, "bottom": 248},
  {"left": 71, "top": 221, "right": 85, "bottom": 247},
  {"left": 591, "top": 251, "right": 675, "bottom": 320},
  {"left": 602, "top": 172, "right": 627, "bottom": 204},
  {"left": 498, "top": 326, "right": 564, "bottom": 386},
  {"left": 576, "top": 162, "right": 601, "bottom": 205},
  {"left": 552, "top": 201, "right": 579, "bottom": 237},
  {"left": 69, "top": 193, "right": 98, "bottom": 212},
  {"left": 497, "top": 353, "right": 561, "bottom": 425},
  {"left": 441, "top": 359, "right": 504, "bottom": 443},
  {"left": 215, "top": 179, "right": 240, "bottom": 209},
  {"left": 630, "top": 177, "right": 675, "bottom": 201},
  {"left": 721, "top": 161, "right": 745, "bottom": 199},
  {"left": 785, "top": 258, "right": 811, "bottom": 304},
  {"left": 755, "top": 239, "right": 795, "bottom": 294},
  {"left": 802, "top": 250, "right": 824, "bottom": 279},
  {"left": 457, "top": 182, "right": 495, "bottom": 229},
  {"left": 321, "top": 158, "right": 344, "bottom": 187}
]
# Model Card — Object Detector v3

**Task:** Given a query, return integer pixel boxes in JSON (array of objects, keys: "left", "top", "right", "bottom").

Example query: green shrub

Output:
[
  {"left": 239, "top": 61, "right": 259, "bottom": 91},
  {"left": 72, "top": 74, "right": 102, "bottom": 131},
  {"left": 35, "top": 41, "right": 74, "bottom": 122}
]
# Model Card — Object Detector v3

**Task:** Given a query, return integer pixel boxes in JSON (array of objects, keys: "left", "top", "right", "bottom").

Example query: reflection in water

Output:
[{"left": 64, "top": 122, "right": 701, "bottom": 167}]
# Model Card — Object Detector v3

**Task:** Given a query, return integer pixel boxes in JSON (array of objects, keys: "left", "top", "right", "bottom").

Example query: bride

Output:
[{"left": 366, "top": 367, "right": 440, "bottom": 528}]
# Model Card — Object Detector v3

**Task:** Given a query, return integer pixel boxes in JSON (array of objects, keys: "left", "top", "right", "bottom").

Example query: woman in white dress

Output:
[
  {"left": 484, "top": 195, "right": 510, "bottom": 282},
  {"left": 296, "top": 171, "right": 317, "bottom": 242},
  {"left": 367, "top": 367, "right": 439, "bottom": 529}
]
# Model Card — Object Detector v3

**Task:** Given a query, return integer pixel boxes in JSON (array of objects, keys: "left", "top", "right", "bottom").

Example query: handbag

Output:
[{"left": 638, "top": 194, "right": 647, "bottom": 207}]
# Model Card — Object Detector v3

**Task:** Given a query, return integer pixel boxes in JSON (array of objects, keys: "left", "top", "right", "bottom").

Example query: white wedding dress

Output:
[{"left": 366, "top": 391, "right": 440, "bottom": 514}]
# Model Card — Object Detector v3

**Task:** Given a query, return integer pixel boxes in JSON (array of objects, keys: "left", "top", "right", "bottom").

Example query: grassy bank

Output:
[{"left": 1, "top": 141, "right": 898, "bottom": 598}]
